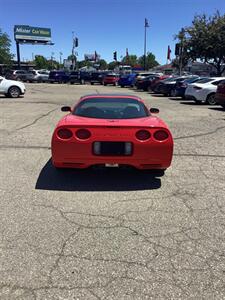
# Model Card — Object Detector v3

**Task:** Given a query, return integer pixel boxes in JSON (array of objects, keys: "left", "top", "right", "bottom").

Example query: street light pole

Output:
[{"left": 144, "top": 18, "right": 149, "bottom": 71}]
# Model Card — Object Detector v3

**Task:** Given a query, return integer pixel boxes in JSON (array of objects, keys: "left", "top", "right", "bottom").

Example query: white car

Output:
[
  {"left": 185, "top": 77, "right": 225, "bottom": 105},
  {"left": 31, "top": 70, "right": 49, "bottom": 82},
  {"left": 0, "top": 76, "right": 26, "bottom": 98}
]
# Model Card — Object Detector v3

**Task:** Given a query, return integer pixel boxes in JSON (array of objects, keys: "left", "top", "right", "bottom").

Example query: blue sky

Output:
[{"left": 1, "top": 0, "right": 225, "bottom": 65}]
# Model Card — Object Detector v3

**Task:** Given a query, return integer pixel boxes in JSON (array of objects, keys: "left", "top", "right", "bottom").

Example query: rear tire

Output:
[
  {"left": 206, "top": 93, "right": 216, "bottom": 105},
  {"left": 8, "top": 86, "right": 21, "bottom": 98}
]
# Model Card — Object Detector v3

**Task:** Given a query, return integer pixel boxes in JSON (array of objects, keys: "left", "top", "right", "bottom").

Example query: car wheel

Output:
[
  {"left": 120, "top": 85, "right": 124, "bottom": 88},
  {"left": 104, "top": 83, "right": 107, "bottom": 86},
  {"left": 206, "top": 93, "right": 216, "bottom": 105},
  {"left": 8, "top": 86, "right": 21, "bottom": 98},
  {"left": 91, "top": 82, "right": 94, "bottom": 85}
]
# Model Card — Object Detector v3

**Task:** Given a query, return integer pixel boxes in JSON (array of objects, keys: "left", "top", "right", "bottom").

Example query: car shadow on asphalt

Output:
[
  {"left": 150, "top": 94, "right": 166, "bottom": 97},
  {"left": 179, "top": 101, "right": 200, "bottom": 105},
  {"left": 208, "top": 107, "right": 225, "bottom": 112},
  {"left": 35, "top": 159, "right": 162, "bottom": 191}
]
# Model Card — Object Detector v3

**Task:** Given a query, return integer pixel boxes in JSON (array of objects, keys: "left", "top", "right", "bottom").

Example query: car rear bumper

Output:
[{"left": 52, "top": 140, "right": 173, "bottom": 170}]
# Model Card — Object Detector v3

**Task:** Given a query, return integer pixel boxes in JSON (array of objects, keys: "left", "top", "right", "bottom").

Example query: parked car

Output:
[
  {"left": 135, "top": 75, "right": 159, "bottom": 91},
  {"left": 103, "top": 74, "right": 119, "bottom": 86},
  {"left": 151, "top": 75, "right": 171, "bottom": 92},
  {"left": 49, "top": 71, "right": 70, "bottom": 83},
  {"left": 51, "top": 94, "right": 173, "bottom": 172},
  {"left": 31, "top": 70, "right": 49, "bottom": 82},
  {"left": 134, "top": 72, "right": 157, "bottom": 87},
  {"left": 0, "top": 76, "right": 26, "bottom": 98},
  {"left": 90, "top": 72, "right": 107, "bottom": 85},
  {"left": 215, "top": 80, "right": 225, "bottom": 109},
  {"left": 118, "top": 73, "right": 137, "bottom": 87},
  {"left": 156, "top": 76, "right": 197, "bottom": 96},
  {"left": 69, "top": 71, "right": 86, "bottom": 84},
  {"left": 5, "top": 70, "right": 35, "bottom": 82},
  {"left": 170, "top": 76, "right": 201, "bottom": 98},
  {"left": 153, "top": 76, "right": 180, "bottom": 94},
  {"left": 185, "top": 77, "right": 225, "bottom": 105}
]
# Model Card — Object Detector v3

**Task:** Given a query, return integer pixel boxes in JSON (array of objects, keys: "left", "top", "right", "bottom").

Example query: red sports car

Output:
[{"left": 51, "top": 94, "right": 173, "bottom": 171}]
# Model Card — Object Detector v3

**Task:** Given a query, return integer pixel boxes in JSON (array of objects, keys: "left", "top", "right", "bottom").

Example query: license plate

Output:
[{"left": 105, "top": 163, "right": 119, "bottom": 168}]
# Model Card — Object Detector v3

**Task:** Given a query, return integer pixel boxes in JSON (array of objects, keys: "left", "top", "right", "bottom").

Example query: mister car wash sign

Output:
[{"left": 14, "top": 25, "right": 51, "bottom": 42}]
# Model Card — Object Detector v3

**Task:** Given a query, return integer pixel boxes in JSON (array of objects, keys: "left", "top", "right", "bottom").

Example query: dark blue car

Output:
[
  {"left": 49, "top": 71, "right": 70, "bottom": 83},
  {"left": 118, "top": 73, "right": 137, "bottom": 87},
  {"left": 171, "top": 76, "right": 201, "bottom": 98}
]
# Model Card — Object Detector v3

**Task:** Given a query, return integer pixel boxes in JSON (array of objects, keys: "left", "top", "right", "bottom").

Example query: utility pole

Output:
[
  {"left": 59, "top": 52, "right": 63, "bottom": 65},
  {"left": 51, "top": 52, "right": 54, "bottom": 69},
  {"left": 144, "top": 18, "right": 149, "bottom": 71},
  {"left": 179, "top": 28, "right": 185, "bottom": 76}
]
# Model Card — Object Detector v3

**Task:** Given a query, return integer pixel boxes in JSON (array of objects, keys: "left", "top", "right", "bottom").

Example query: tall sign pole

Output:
[
  {"left": 16, "top": 41, "right": 21, "bottom": 69},
  {"left": 144, "top": 18, "right": 149, "bottom": 71}
]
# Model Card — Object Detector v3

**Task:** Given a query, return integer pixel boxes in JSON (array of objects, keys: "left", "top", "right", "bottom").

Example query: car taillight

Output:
[
  {"left": 75, "top": 129, "right": 91, "bottom": 140},
  {"left": 135, "top": 130, "right": 151, "bottom": 141},
  {"left": 154, "top": 130, "right": 169, "bottom": 141},
  {"left": 193, "top": 86, "right": 202, "bottom": 90},
  {"left": 57, "top": 128, "right": 73, "bottom": 139}
]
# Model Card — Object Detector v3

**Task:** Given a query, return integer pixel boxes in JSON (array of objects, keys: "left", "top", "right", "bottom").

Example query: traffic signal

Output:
[
  {"left": 175, "top": 43, "right": 180, "bottom": 56},
  {"left": 75, "top": 37, "right": 78, "bottom": 47},
  {"left": 113, "top": 51, "right": 117, "bottom": 61}
]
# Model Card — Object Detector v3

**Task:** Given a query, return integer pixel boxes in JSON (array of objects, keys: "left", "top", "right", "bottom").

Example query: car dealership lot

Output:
[{"left": 1, "top": 83, "right": 225, "bottom": 299}]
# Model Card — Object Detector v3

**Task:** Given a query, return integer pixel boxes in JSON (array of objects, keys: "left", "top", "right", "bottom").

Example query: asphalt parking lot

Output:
[{"left": 1, "top": 82, "right": 225, "bottom": 299}]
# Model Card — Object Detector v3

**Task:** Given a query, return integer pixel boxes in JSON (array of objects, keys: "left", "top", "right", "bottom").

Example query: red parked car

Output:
[
  {"left": 215, "top": 80, "right": 225, "bottom": 109},
  {"left": 51, "top": 94, "right": 173, "bottom": 172},
  {"left": 103, "top": 74, "right": 119, "bottom": 86}
]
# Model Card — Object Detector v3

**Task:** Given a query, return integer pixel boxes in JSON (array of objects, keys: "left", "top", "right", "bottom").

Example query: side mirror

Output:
[
  {"left": 61, "top": 106, "right": 71, "bottom": 112},
  {"left": 150, "top": 108, "right": 159, "bottom": 114}
]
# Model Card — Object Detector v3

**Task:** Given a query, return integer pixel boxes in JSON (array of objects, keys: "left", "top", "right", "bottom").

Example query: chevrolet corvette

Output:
[{"left": 51, "top": 94, "right": 173, "bottom": 171}]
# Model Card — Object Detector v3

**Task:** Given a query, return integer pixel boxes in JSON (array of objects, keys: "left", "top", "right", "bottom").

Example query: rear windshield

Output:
[
  {"left": 73, "top": 98, "right": 149, "bottom": 119},
  {"left": 106, "top": 75, "right": 117, "bottom": 78}
]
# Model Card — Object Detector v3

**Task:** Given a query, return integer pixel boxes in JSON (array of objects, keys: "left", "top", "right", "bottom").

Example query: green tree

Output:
[
  {"left": 0, "top": 28, "right": 14, "bottom": 65},
  {"left": 176, "top": 12, "right": 225, "bottom": 76},
  {"left": 108, "top": 61, "right": 119, "bottom": 70},
  {"left": 77, "top": 60, "right": 92, "bottom": 69},
  {"left": 138, "top": 52, "right": 159, "bottom": 70},
  {"left": 121, "top": 55, "right": 138, "bottom": 67},
  {"left": 98, "top": 59, "right": 108, "bottom": 70},
  {"left": 34, "top": 55, "right": 48, "bottom": 69}
]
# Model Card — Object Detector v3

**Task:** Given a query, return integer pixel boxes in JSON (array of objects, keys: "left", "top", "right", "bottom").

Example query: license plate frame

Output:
[{"left": 105, "top": 163, "right": 119, "bottom": 168}]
